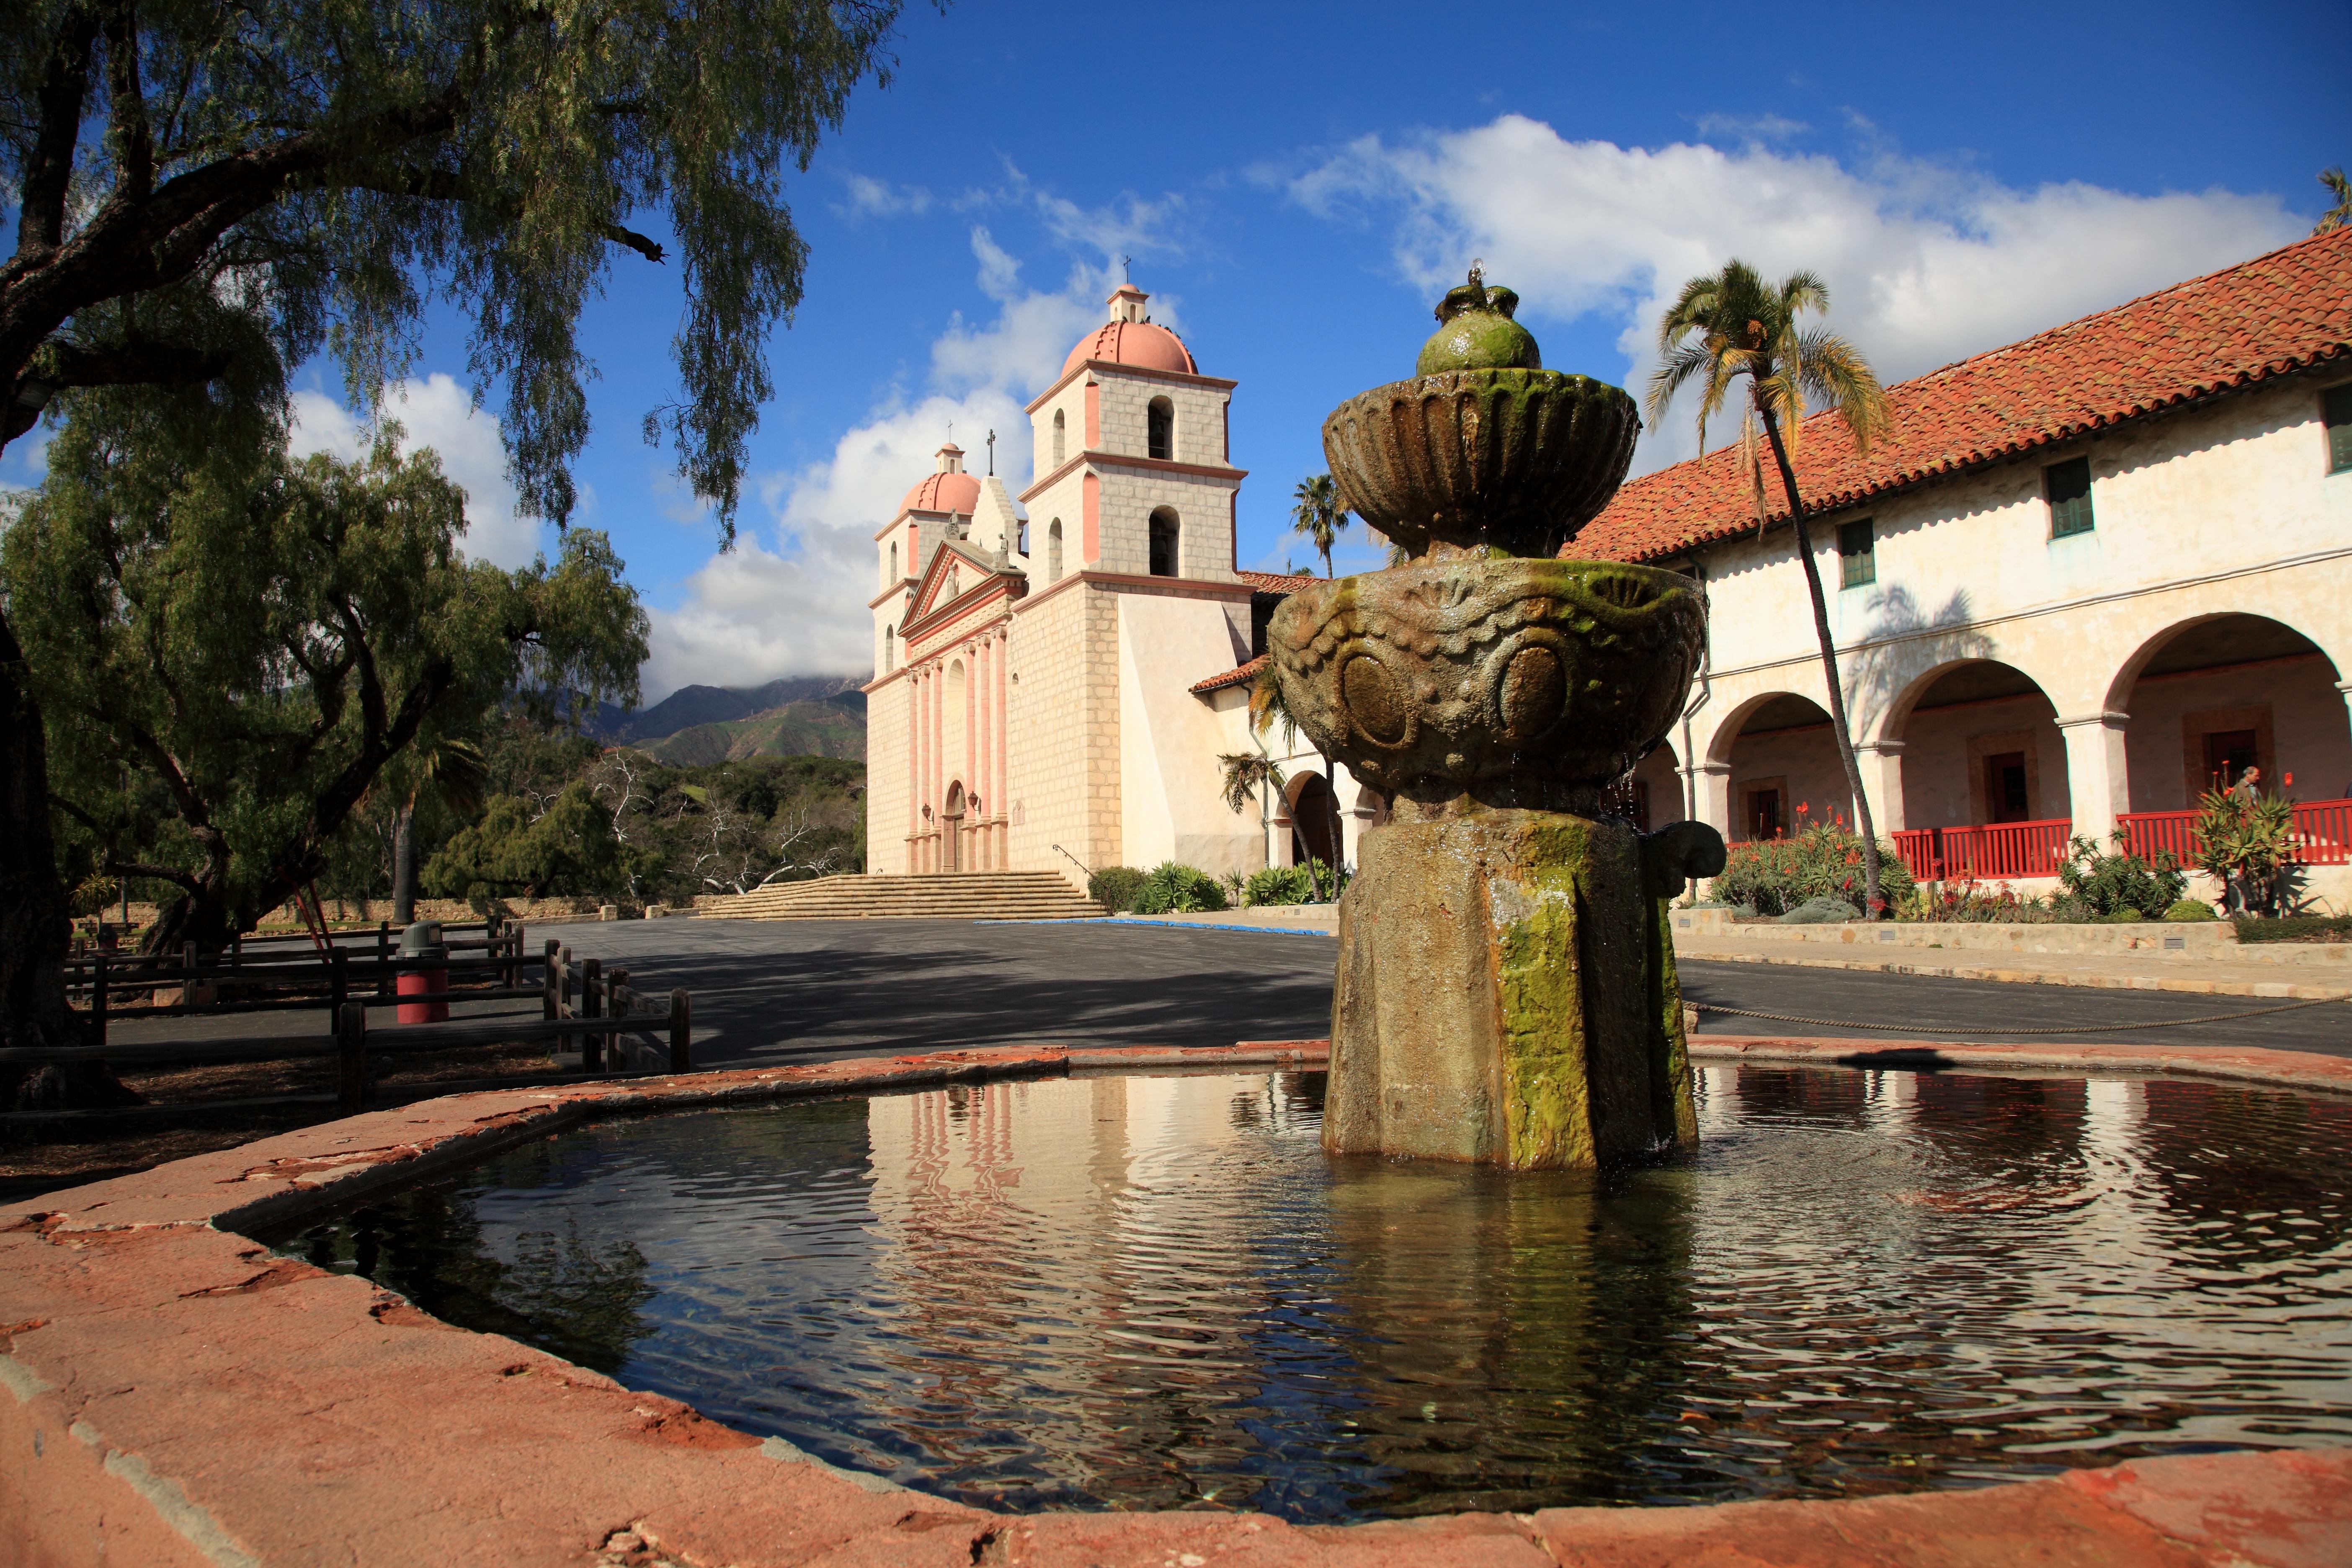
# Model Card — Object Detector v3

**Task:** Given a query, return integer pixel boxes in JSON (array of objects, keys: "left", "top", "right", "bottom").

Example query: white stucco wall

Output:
[
  {"left": 1115, "top": 589, "right": 1257, "bottom": 876},
  {"left": 1672, "top": 377, "right": 2352, "bottom": 869}
]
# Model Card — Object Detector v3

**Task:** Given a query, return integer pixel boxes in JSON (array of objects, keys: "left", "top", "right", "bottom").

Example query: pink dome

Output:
[
  {"left": 1062, "top": 317, "right": 1198, "bottom": 377},
  {"left": 900, "top": 443, "right": 981, "bottom": 516},
  {"left": 900, "top": 469, "right": 981, "bottom": 516}
]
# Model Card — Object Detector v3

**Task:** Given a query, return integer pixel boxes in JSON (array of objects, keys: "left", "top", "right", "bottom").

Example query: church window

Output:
[
  {"left": 1016, "top": 520, "right": 1029, "bottom": 554},
  {"left": 887, "top": 540, "right": 898, "bottom": 584},
  {"left": 1148, "top": 508, "right": 1180, "bottom": 577},
  {"left": 1052, "top": 408, "right": 1065, "bottom": 467},
  {"left": 1147, "top": 397, "right": 1174, "bottom": 460},
  {"left": 1048, "top": 519, "right": 1063, "bottom": 582},
  {"left": 883, "top": 625, "right": 895, "bottom": 673}
]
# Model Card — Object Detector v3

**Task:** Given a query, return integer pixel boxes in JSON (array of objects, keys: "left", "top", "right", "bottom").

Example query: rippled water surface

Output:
[{"left": 259, "top": 1067, "right": 2352, "bottom": 1520}]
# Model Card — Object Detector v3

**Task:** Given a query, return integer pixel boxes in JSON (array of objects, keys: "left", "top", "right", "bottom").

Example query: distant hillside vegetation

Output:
[
  {"left": 642, "top": 693, "right": 866, "bottom": 766},
  {"left": 599, "top": 673, "right": 865, "bottom": 743}
]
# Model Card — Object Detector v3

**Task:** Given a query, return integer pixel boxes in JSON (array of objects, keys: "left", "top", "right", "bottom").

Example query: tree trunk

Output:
[
  {"left": 1756, "top": 404, "right": 1885, "bottom": 918},
  {"left": 0, "top": 609, "right": 136, "bottom": 1108},
  {"left": 391, "top": 800, "right": 417, "bottom": 925}
]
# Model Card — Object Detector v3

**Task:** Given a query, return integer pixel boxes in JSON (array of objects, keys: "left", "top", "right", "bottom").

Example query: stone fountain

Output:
[{"left": 1270, "top": 269, "right": 1726, "bottom": 1171}]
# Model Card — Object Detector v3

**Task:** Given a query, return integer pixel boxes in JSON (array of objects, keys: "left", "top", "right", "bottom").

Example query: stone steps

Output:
[{"left": 695, "top": 872, "right": 1104, "bottom": 922}]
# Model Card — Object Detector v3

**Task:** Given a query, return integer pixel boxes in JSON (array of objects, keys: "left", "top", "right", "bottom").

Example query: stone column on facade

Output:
[
  {"left": 1688, "top": 761, "right": 1733, "bottom": 840},
  {"left": 2057, "top": 710, "right": 2133, "bottom": 841},
  {"left": 904, "top": 668, "right": 918, "bottom": 874},
  {"left": 932, "top": 660, "right": 946, "bottom": 872},
  {"left": 995, "top": 627, "right": 1011, "bottom": 868},
  {"left": 965, "top": 641, "right": 980, "bottom": 873},
  {"left": 1853, "top": 740, "right": 1907, "bottom": 834}
]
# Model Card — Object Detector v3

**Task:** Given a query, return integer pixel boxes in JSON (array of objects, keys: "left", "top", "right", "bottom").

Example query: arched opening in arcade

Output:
[
  {"left": 2117, "top": 614, "right": 2350, "bottom": 809},
  {"left": 1894, "top": 660, "right": 2069, "bottom": 828},
  {"left": 1283, "top": 771, "right": 1341, "bottom": 869},
  {"left": 1886, "top": 659, "right": 2070, "bottom": 884},
  {"left": 1720, "top": 695, "right": 1847, "bottom": 842}
]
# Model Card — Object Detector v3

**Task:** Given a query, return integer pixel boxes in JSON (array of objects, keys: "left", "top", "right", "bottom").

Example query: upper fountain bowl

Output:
[{"left": 1323, "top": 369, "right": 1640, "bottom": 560}]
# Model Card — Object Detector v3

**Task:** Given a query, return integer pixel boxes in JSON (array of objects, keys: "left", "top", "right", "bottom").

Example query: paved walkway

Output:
[
  {"left": 544, "top": 918, "right": 2352, "bottom": 1065},
  {"left": 98, "top": 918, "right": 2352, "bottom": 1064},
  {"left": 1677, "top": 934, "right": 2352, "bottom": 999}
]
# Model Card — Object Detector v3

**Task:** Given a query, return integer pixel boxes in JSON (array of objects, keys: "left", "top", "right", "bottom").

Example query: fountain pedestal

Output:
[
  {"left": 1326, "top": 812, "right": 1699, "bottom": 1168},
  {"left": 1275, "top": 269, "right": 1725, "bottom": 1170}
]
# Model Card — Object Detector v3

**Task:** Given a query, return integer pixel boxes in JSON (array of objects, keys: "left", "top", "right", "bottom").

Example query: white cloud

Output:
[
  {"left": 639, "top": 232, "right": 1120, "bottom": 700},
  {"left": 1289, "top": 115, "right": 2303, "bottom": 469},
  {"left": 289, "top": 373, "right": 549, "bottom": 567},
  {"left": 840, "top": 173, "right": 933, "bottom": 219}
]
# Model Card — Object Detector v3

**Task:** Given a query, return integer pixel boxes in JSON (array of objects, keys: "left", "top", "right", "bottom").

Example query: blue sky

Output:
[{"left": 10, "top": 1, "right": 2347, "bottom": 701}]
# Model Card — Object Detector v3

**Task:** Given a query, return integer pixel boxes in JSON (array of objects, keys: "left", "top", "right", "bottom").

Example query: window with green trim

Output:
[
  {"left": 1837, "top": 518, "right": 1875, "bottom": 588},
  {"left": 2046, "top": 457, "right": 2094, "bottom": 539},
  {"left": 2326, "top": 384, "right": 2352, "bottom": 474}
]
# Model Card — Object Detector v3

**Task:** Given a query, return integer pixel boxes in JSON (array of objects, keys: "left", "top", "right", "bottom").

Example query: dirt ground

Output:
[{"left": 0, "top": 1043, "right": 563, "bottom": 1202}]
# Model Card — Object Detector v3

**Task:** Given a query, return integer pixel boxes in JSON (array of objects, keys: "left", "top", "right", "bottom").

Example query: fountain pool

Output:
[{"left": 253, "top": 1063, "right": 2352, "bottom": 1524}]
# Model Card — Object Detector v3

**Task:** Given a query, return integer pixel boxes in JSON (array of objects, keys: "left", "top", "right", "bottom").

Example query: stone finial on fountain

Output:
[{"left": 1276, "top": 275, "right": 1723, "bottom": 1173}]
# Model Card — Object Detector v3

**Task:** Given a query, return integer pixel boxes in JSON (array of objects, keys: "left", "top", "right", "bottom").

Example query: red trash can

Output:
[{"left": 395, "top": 920, "right": 449, "bottom": 1023}]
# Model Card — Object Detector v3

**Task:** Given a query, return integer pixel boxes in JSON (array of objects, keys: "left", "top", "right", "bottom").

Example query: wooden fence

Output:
[{"left": 2, "top": 925, "right": 690, "bottom": 1127}]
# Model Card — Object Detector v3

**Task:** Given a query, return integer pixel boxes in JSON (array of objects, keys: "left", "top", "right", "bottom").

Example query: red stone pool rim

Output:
[{"left": 4, "top": 1037, "right": 2348, "bottom": 1566}]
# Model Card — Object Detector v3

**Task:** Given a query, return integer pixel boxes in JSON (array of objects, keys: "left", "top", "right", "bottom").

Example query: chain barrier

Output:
[{"left": 1691, "top": 996, "right": 2344, "bottom": 1036}]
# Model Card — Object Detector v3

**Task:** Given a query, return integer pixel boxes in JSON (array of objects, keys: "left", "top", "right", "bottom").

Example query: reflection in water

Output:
[{"left": 257, "top": 1067, "right": 2352, "bottom": 1522}]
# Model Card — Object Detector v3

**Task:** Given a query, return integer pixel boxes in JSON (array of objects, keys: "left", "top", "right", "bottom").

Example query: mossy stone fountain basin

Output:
[{"left": 1274, "top": 269, "right": 1722, "bottom": 1170}]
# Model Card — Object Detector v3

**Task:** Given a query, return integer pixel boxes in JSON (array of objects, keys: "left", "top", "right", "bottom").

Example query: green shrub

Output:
[
  {"left": 2233, "top": 913, "right": 2352, "bottom": 943},
  {"left": 1132, "top": 862, "right": 1229, "bottom": 915},
  {"left": 2162, "top": 899, "right": 2218, "bottom": 922},
  {"left": 2055, "top": 833, "right": 2185, "bottom": 920},
  {"left": 1711, "top": 823, "right": 1914, "bottom": 917},
  {"left": 1777, "top": 895, "right": 1857, "bottom": 924},
  {"left": 1088, "top": 866, "right": 1147, "bottom": 913},
  {"left": 1244, "top": 864, "right": 1316, "bottom": 907}
]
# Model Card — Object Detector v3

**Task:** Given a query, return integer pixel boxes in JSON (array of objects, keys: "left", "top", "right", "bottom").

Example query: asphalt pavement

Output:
[{"left": 543, "top": 918, "right": 2352, "bottom": 1068}]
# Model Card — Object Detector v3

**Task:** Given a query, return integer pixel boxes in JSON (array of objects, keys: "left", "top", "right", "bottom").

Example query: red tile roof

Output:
[
  {"left": 1573, "top": 226, "right": 2352, "bottom": 565},
  {"left": 1191, "top": 653, "right": 1268, "bottom": 695},
  {"left": 1238, "top": 569, "right": 1318, "bottom": 593}
]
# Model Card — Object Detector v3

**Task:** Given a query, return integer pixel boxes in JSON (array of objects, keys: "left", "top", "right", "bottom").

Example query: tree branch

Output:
[
  {"left": 101, "top": 2, "right": 155, "bottom": 204},
  {"left": 15, "top": 9, "right": 99, "bottom": 261}
]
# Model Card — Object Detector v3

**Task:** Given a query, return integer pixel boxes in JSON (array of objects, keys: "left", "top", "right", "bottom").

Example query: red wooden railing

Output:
[
  {"left": 1890, "top": 819, "right": 2073, "bottom": 882},
  {"left": 2116, "top": 798, "right": 2352, "bottom": 867}
]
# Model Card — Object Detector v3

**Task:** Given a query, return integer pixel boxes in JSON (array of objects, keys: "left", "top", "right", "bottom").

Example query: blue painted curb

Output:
[{"left": 972, "top": 917, "right": 1336, "bottom": 937}]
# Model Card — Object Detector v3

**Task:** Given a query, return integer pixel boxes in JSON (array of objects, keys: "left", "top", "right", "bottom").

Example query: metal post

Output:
[
  {"left": 581, "top": 957, "right": 603, "bottom": 1073},
  {"left": 336, "top": 1001, "right": 368, "bottom": 1116},
  {"left": 376, "top": 922, "right": 393, "bottom": 1001},
  {"left": 90, "top": 952, "right": 107, "bottom": 1050},
  {"left": 329, "top": 948, "right": 348, "bottom": 1032},
  {"left": 668, "top": 990, "right": 691, "bottom": 1074},
  {"left": 542, "top": 938, "right": 560, "bottom": 1021}
]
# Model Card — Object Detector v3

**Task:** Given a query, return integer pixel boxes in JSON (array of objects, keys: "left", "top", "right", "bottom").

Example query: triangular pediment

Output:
[{"left": 906, "top": 535, "right": 1022, "bottom": 628}]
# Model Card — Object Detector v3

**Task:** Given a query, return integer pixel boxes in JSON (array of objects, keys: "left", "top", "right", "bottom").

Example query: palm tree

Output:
[
  {"left": 1248, "top": 662, "right": 1349, "bottom": 900},
  {"left": 1648, "top": 260, "right": 1893, "bottom": 917},
  {"left": 1291, "top": 474, "right": 1350, "bottom": 577},
  {"left": 2318, "top": 167, "right": 2352, "bottom": 236}
]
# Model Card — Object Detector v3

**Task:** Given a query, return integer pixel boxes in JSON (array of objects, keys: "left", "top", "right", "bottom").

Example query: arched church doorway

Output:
[{"left": 942, "top": 781, "right": 965, "bottom": 873}]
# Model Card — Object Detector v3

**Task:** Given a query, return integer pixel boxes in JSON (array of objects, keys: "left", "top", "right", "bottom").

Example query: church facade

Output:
[{"left": 862, "top": 285, "right": 1370, "bottom": 885}]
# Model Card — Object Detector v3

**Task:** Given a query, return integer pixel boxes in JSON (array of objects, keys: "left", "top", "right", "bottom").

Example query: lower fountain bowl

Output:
[{"left": 1267, "top": 556, "right": 1705, "bottom": 807}]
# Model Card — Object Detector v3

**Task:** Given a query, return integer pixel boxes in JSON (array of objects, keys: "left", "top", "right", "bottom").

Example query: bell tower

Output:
[{"left": 1020, "top": 284, "right": 1244, "bottom": 585}]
